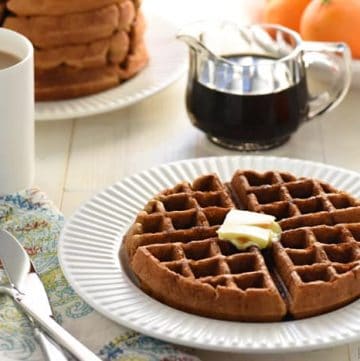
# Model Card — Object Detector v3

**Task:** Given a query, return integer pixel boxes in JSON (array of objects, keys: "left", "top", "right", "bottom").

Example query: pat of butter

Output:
[{"left": 217, "top": 209, "right": 281, "bottom": 250}]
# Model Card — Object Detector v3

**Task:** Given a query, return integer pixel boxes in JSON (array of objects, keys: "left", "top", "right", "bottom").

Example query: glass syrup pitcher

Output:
[{"left": 177, "top": 22, "right": 351, "bottom": 151}]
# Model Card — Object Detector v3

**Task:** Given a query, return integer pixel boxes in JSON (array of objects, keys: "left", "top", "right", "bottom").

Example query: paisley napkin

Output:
[{"left": 0, "top": 189, "right": 199, "bottom": 361}]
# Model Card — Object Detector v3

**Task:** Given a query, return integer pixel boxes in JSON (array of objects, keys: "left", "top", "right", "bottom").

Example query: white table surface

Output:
[{"left": 34, "top": 1, "right": 360, "bottom": 360}]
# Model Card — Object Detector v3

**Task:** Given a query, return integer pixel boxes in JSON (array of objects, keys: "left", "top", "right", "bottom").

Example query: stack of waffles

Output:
[
  {"left": 124, "top": 170, "right": 360, "bottom": 322},
  {"left": 1, "top": 0, "right": 148, "bottom": 100}
]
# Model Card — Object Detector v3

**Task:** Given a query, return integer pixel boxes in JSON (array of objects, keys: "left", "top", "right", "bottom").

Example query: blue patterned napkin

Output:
[{"left": 0, "top": 189, "right": 199, "bottom": 361}]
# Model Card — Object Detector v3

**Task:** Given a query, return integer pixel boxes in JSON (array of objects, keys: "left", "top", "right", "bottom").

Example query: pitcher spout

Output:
[
  {"left": 176, "top": 21, "right": 216, "bottom": 56},
  {"left": 176, "top": 33, "right": 202, "bottom": 51}
]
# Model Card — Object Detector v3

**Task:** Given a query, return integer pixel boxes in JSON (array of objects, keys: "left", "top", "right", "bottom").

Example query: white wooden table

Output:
[{"left": 34, "top": 1, "right": 360, "bottom": 360}]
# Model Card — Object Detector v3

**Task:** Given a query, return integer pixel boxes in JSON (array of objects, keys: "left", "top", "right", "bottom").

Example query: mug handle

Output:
[{"left": 302, "top": 41, "right": 352, "bottom": 119}]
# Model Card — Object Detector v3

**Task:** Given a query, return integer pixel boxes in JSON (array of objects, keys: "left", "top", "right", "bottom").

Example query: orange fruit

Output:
[
  {"left": 264, "top": 0, "right": 311, "bottom": 32},
  {"left": 300, "top": 0, "right": 360, "bottom": 58}
]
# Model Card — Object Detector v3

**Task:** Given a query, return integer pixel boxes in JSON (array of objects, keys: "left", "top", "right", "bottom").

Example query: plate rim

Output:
[
  {"left": 35, "top": 12, "right": 187, "bottom": 121},
  {"left": 58, "top": 155, "right": 360, "bottom": 353}
]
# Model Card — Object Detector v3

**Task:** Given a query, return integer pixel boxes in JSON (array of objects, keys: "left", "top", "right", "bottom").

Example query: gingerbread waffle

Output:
[
  {"left": 3, "top": 2, "right": 135, "bottom": 48},
  {"left": 33, "top": 5, "right": 144, "bottom": 71},
  {"left": 35, "top": 31, "right": 130, "bottom": 70},
  {"left": 35, "top": 64, "right": 119, "bottom": 101},
  {"left": 7, "top": 0, "right": 141, "bottom": 16},
  {"left": 35, "top": 39, "right": 148, "bottom": 100},
  {"left": 124, "top": 170, "right": 360, "bottom": 321}
]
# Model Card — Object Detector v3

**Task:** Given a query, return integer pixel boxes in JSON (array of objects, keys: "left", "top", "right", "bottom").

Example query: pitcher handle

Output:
[{"left": 302, "top": 41, "right": 352, "bottom": 119}]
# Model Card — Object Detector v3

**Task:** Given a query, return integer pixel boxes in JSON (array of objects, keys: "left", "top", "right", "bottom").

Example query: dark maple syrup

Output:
[{"left": 186, "top": 54, "right": 309, "bottom": 146}]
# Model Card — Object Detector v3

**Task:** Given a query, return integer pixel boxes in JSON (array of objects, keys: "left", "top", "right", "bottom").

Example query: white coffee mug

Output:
[{"left": 0, "top": 28, "right": 34, "bottom": 195}]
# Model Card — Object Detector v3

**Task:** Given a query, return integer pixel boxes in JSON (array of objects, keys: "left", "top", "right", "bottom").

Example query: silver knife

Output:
[
  {"left": 0, "top": 233, "right": 68, "bottom": 361},
  {"left": 0, "top": 229, "right": 102, "bottom": 361}
]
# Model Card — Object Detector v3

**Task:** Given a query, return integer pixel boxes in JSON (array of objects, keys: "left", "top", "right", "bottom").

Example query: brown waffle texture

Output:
[
  {"left": 124, "top": 170, "right": 360, "bottom": 322},
  {"left": 2, "top": 0, "right": 148, "bottom": 100}
]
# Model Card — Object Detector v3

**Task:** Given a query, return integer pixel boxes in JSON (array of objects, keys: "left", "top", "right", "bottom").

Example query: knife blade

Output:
[
  {"left": 0, "top": 229, "right": 102, "bottom": 361},
  {"left": 0, "top": 229, "right": 68, "bottom": 361},
  {"left": 0, "top": 230, "right": 53, "bottom": 317}
]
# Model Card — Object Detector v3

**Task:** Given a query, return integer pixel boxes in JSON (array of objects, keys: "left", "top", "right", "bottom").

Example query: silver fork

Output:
[{"left": 0, "top": 285, "right": 68, "bottom": 361}]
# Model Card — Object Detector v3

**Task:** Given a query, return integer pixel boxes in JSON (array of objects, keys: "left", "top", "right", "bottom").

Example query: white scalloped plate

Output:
[
  {"left": 35, "top": 13, "right": 186, "bottom": 121},
  {"left": 58, "top": 156, "right": 360, "bottom": 353}
]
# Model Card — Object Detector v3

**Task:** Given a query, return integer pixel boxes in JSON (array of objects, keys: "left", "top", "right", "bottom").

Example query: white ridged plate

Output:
[
  {"left": 35, "top": 13, "right": 186, "bottom": 121},
  {"left": 58, "top": 156, "right": 360, "bottom": 353}
]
